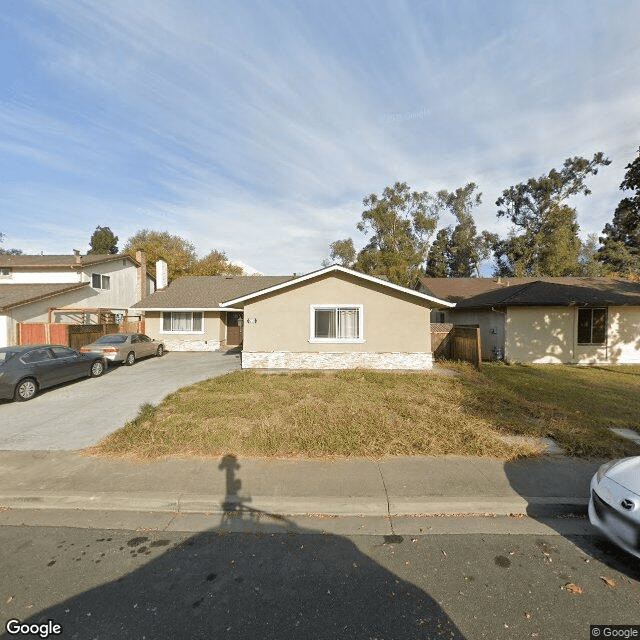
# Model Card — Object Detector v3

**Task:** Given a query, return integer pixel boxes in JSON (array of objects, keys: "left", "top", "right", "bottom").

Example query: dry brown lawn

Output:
[{"left": 87, "top": 364, "right": 640, "bottom": 461}]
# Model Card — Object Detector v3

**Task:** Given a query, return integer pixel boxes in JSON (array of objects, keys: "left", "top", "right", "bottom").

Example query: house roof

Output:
[
  {"left": 418, "top": 277, "right": 640, "bottom": 308},
  {"left": 220, "top": 265, "right": 456, "bottom": 307},
  {"left": 131, "top": 275, "right": 296, "bottom": 310},
  {"left": 0, "top": 283, "right": 90, "bottom": 312},
  {"left": 0, "top": 253, "right": 141, "bottom": 269}
]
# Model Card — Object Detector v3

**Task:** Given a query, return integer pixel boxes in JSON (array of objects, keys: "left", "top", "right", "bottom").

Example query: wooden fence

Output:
[
  {"left": 431, "top": 323, "right": 454, "bottom": 359},
  {"left": 68, "top": 324, "right": 119, "bottom": 350},
  {"left": 18, "top": 320, "right": 145, "bottom": 349},
  {"left": 431, "top": 323, "right": 482, "bottom": 369}
]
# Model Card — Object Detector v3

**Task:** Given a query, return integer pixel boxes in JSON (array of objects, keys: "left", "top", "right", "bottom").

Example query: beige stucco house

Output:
[
  {"left": 134, "top": 264, "right": 453, "bottom": 369},
  {"left": 419, "top": 277, "right": 640, "bottom": 365},
  {"left": 220, "top": 265, "right": 453, "bottom": 369},
  {"left": 0, "top": 252, "right": 154, "bottom": 347}
]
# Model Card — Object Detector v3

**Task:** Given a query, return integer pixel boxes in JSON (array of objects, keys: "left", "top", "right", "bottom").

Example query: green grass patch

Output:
[
  {"left": 87, "top": 365, "right": 640, "bottom": 461},
  {"left": 448, "top": 362, "right": 640, "bottom": 458}
]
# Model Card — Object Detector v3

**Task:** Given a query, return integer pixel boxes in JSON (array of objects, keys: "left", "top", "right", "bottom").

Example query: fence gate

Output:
[{"left": 451, "top": 324, "right": 482, "bottom": 369}]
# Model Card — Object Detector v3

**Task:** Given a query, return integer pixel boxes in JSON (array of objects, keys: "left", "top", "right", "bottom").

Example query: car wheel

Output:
[
  {"left": 156, "top": 345, "right": 164, "bottom": 357},
  {"left": 15, "top": 378, "right": 38, "bottom": 402},
  {"left": 90, "top": 360, "right": 105, "bottom": 377},
  {"left": 125, "top": 351, "right": 135, "bottom": 366}
]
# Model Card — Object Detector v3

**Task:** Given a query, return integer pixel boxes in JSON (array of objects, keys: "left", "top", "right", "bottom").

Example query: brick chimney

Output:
[{"left": 136, "top": 250, "right": 147, "bottom": 299}]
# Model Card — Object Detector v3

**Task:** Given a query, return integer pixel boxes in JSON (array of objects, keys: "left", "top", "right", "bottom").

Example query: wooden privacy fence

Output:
[
  {"left": 431, "top": 323, "right": 482, "bottom": 369},
  {"left": 68, "top": 324, "right": 119, "bottom": 350},
  {"left": 18, "top": 320, "right": 145, "bottom": 349},
  {"left": 431, "top": 323, "right": 453, "bottom": 359}
]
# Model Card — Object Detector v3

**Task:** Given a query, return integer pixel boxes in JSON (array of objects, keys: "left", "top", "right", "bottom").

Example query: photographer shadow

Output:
[{"left": 5, "top": 455, "right": 468, "bottom": 640}]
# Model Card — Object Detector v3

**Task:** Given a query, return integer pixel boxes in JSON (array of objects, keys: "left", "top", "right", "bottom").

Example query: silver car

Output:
[
  {"left": 80, "top": 333, "right": 164, "bottom": 366},
  {"left": 589, "top": 457, "right": 640, "bottom": 559}
]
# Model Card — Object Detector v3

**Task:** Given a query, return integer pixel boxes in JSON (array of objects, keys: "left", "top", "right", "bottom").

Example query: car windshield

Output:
[
  {"left": 94, "top": 335, "right": 128, "bottom": 344},
  {"left": 0, "top": 350, "right": 18, "bottom": 364}
]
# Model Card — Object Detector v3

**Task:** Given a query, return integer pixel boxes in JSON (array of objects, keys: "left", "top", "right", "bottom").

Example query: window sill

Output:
[
  {"left": 160, "top": 331, "right": 205, "bottom": 335},
  {"left": 309, "top": 338, "right": 366, "bottom": 344}
]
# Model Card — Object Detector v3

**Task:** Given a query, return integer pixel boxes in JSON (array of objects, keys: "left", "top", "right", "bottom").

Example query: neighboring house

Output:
[
  {"left": 419, "top": 277, "right": 640, "bottom": 365},
  {"left": 134, "top": 264, "right": 453, "bottom": 369},
  {"left": 132, "top": 272, "right": 295, "bottom": 351},
  {"left": 0, "top": 251, "right": 154, "bottom": 348}
]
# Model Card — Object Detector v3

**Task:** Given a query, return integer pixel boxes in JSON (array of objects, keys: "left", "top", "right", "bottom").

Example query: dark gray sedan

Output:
[
  {"left": 80, "top": 333, "right": 164, "bottom": 365},
  {"left": 0, "top": 345, "right": 105, "bottom": 401}
]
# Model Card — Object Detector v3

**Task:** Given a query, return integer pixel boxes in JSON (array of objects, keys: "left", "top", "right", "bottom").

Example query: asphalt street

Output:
[
  {"left": 0, "top": 517, "right": 638, "bottom": 640},
  {"left": 0, "top": 351, "right": 240, "bottom": 450}
]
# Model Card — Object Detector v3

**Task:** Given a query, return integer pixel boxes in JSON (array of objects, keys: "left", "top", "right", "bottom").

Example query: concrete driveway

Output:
[{"left": 0, "top": 351, "right": 241, "bottom": 451}]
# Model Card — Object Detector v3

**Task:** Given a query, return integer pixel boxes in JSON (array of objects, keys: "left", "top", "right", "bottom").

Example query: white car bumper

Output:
[{"left": 589, "top": 474, "right": 640, "bottom": 560}]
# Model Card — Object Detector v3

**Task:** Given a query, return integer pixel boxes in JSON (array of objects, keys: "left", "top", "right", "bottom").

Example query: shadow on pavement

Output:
[
  {"left": 6, "top": 455, "right": 466, "bottom": 640},
  {"left": 504, "top": 456, "right": 640, "bottom": 581}
]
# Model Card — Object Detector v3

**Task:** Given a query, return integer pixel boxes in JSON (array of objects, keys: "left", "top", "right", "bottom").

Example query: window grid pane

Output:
[
  {"left": 577, "top": 309, "right": 592, "bottom": 344},
  {"left": 315, "top": 309, "right": 336, "bottom": 338},
  {"left": 592, "top": 309, "right": 607, "bottom": 343},
  {"left": 337, "top": 308, "right": 359, "bottom": 339},
  {"left": 172, "top": 312, "right": 190, "bottom": 331}
]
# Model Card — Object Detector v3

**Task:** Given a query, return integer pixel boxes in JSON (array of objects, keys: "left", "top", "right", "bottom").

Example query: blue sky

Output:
[{"left": 1, "top": 0, "right": 639, "bottom": 275}]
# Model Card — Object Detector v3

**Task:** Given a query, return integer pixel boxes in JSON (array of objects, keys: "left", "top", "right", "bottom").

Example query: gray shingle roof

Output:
[
  {"left": 132, "top": 275, "right": 295, "bottom": 309},
  {"left": 419, "top": 277, "right": 640, "bottom": 308},
  {"left": 0, "top": 254, "right": 137, "bottom": 268},
  {"left": 0, "top": 283, "right": 89, "bottom": 311}
]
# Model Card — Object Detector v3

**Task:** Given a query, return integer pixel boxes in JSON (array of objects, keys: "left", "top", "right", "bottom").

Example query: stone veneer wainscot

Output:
[{"left": 241, "top": 351, "right": 433, "bottom": 370}]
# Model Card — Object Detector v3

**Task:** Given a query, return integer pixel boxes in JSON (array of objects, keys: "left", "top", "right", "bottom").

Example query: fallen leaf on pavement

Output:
[
  {"left": 524, "top": 612, "right": 532, "bottom": 620},
  {"left": 6, "top": 596, "right": 14, "bottom": 604},
  {"left": 600, "top": 576, "right": 616, "bottom": 588},
  {"left": 562, "top": 583, "right": 583, "bottom": 594}
]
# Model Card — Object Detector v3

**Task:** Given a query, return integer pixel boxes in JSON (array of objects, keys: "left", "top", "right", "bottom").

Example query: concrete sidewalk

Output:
[{"left": 0, "top": 451, "right": 603, "bottom": 519}]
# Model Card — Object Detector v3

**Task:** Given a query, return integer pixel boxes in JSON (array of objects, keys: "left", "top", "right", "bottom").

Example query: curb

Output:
[{"left": 0, "top": 493, "right": 590, "bottom": 518}]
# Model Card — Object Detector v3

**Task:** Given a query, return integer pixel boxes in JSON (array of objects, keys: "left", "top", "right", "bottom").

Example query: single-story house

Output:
[
  {"left": 0, "top": 251, "right": 154, "bottom": 348},
  {"left": 134, "top": 264, "right": 454, "bottom": 369},
  {"left": 419, "top": 276, "right": 640, "bottom": 365}
]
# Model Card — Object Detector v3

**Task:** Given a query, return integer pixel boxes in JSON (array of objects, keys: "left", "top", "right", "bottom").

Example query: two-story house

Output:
[{"left": 0, "top": 251, "right": 155, "bottom": 347}]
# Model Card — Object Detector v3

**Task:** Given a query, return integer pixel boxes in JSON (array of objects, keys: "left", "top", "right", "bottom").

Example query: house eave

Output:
[{"left": 220, "top": 265, "right": 456, "bottom": 308}]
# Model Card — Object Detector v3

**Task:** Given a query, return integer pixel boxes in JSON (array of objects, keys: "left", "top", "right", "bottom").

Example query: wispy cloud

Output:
[{"left": 0, "top": 0, "right": 638, "bottom": 272}]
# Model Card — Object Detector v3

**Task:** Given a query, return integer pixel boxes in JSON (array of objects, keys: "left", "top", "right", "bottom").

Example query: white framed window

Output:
[
  {"left": 91, "top": 273, "right": 111, "bottom": 290},
  {"left": 161, "top": 311, "right": 204, "bottom": 333},
  {"left": 577, "top": 308, "right": 607, "bottom": 345},
  {"left": 309, "top": 305, "right": 364, "bottom": 343}
]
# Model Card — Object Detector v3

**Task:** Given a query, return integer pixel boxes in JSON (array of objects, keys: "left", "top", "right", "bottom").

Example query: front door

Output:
[{"left": 226, "top": 312, "right": 243, "bottom": 346}]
